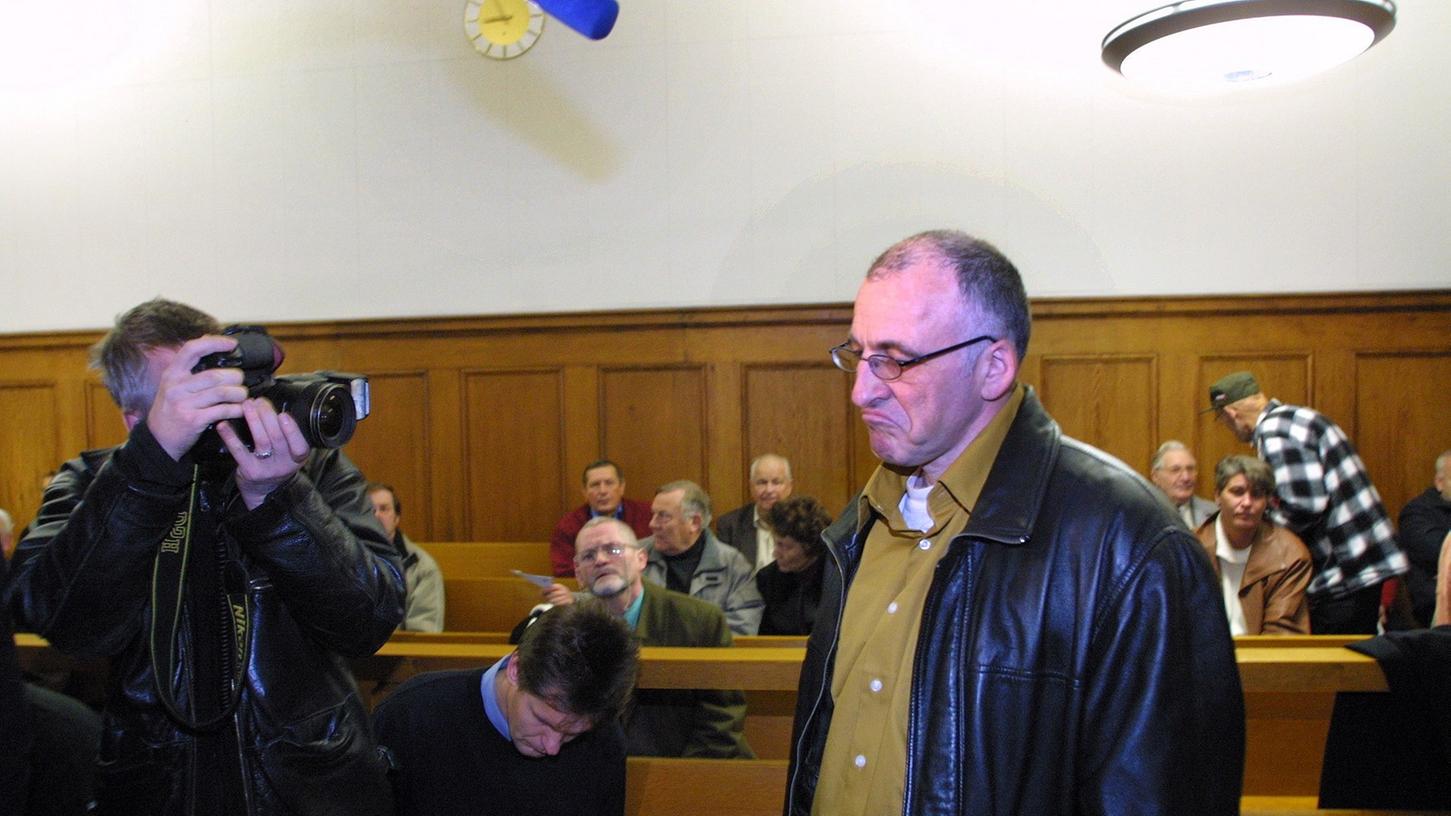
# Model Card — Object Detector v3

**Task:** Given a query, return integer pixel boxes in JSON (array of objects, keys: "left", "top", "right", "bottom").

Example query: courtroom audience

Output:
[
  {"left": 1149, "top": 441, "right": 1216, "bottom": 528},
  {"left": 715, "top": 453, "right": 794, "bottom": 573},
  {"left": 755, "top": 496, "right": 831, "bottom": 635},
  {"left": 373, "top": 602, "right": 637, "bottom": 815},
  {"left": 368, "top": 482, "right": 445, "bottom": 632},
  {"left": 1210, "top": 370, "right": 1406, "bottom": 634},
  {"left": 549, "top": 459, "right": 653, "bottom": 576},
  {"left": 641, "top": 480, "right": 763, "bottom": 635},
  {"left": 535, "top": 516, "right": 754, "bottom": 758},
  {"left": 1397, "top": 450, "right": 1451, "bottom": 627},
  {"left": 1196, "top": 455, "right": 1313, "bottom": 635}
]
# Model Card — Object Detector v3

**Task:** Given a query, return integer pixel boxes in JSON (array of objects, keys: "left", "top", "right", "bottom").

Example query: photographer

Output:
[{"left": 6, "top": 298, "right": 404, "bottom": 815}]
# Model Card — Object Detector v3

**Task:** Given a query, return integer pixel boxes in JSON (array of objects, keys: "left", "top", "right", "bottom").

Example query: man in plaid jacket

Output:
[{"left": 1210, "top": 371, "right": 1407, "bottom": 633}]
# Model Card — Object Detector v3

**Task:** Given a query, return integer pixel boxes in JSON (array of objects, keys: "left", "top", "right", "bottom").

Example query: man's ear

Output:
[
  {"left": 122, "top": 410, "right": 143, "bottom": 432},
  {"left": 505, "top": 652, "right": 521, "bottom": 687},
  {"left": 977, "top": 340, "right": 1020, "bottom": 402}
]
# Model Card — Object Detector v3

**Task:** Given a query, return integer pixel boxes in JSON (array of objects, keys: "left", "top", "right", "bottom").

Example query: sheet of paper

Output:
[{"left": 511, "top": 569, "right": 555, "bottom": 588}]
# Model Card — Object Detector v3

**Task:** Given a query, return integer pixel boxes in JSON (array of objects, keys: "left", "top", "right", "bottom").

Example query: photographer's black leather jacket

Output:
[
  {"left": 784, "top": 388, "right": 1245, "bottom": 815},
  {"left": 8, "top": 422, "right": 404, "bottom": 815}
]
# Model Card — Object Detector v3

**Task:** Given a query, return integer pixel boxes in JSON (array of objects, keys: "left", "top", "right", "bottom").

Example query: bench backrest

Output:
[
  {"left": 442, "top": 576, "right": 577, "bottom": 631},
  {"left": 422, "top": 541, "right": 553, "bottom": 579}
]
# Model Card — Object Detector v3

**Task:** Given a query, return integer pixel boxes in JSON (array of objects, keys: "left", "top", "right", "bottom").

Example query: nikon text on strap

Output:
[{"left": 149, "top": 466, "right": 250, "bottom": 731}]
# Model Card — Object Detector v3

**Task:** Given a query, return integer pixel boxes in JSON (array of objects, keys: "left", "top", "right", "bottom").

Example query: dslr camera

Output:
[{"left": 190, "top": 325, "right": 370, "bottom": 460}]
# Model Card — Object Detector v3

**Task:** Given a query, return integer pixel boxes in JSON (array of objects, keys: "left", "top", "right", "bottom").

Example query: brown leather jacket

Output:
[{"left": 1195, "top": 515, "right": 1313, "bottom": 634}]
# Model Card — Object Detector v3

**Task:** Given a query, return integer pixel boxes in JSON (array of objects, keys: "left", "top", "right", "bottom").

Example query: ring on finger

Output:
[{"left": 254, "top": 448, "right": 275, "bottom": 460}]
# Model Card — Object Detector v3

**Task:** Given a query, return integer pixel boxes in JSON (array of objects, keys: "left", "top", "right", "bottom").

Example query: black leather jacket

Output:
[
  {"left": 785, "top": 389, "right": 1245, "bottom": 815},
  {"left": 8, "top": 422, "right": 404, "bottom": 815}
]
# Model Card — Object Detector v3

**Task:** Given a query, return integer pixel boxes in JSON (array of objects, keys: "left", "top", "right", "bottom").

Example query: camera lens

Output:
[
  {"left": 257, "top": 374, "right": 361, "bottom": 450},
  {"left": 314, "top": 390, "right": 346, "bottom": 439},
  {"left": 305, "top": 386, "right": 356, "bottom": 448}
]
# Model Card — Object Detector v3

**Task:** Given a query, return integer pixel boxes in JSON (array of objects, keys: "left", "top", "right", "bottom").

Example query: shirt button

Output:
[
  {"left": 854, "top": 754, "right": 867, "bottom": 769},
  {"left": 869, "top": 678, "right": 883, "bottom": 693},
  {"left": 887, "top": 601, "right": 899, "bottom": 614},
  {"left": 918, "top": 539, "right": 931, "bottom": 550}
]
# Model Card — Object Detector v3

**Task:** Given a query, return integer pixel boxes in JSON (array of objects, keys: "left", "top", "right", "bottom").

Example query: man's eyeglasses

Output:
[
  {"left": 574, "top": 544, "right": 632, "bottom": 565},
  {"left": 829, "top": 335, "right": 997, "bottom": 382}
]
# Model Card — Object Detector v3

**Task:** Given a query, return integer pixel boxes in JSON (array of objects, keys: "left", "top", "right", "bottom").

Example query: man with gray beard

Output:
[{"left": 537, "top": 517, "right": 753, "bottom": 757}]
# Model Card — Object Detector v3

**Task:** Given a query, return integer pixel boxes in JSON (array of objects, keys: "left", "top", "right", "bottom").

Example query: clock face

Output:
[{"left": 464, "top": 0, "right": 545, "bottom": 60}]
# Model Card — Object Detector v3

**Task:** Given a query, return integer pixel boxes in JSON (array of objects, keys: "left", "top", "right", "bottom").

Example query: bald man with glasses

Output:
[{"left": 787, "top": 230, "right": 1242, "bottom": 816}]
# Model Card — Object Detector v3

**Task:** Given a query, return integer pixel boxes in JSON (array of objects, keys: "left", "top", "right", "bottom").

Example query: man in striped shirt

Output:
[{"left": 1210, "top": 371, "right": 1408, "bottom": 633}]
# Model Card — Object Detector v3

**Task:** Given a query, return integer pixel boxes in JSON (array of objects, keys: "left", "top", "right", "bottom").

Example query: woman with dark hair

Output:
[
  {"left": 757, "top": 496, "right": 832, "bottom": 635},
  {"left": 1196, "top": 454, "right": 1313, "bottom": 635}
]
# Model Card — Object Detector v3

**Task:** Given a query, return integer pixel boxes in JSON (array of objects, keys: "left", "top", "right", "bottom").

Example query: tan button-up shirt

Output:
[{"left": 812, "top": 385, "right": 1023, "bottom": 816}]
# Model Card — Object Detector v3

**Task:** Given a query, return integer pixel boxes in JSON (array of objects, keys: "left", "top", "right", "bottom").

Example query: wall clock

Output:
[{"left": 464, "top": 0, "right": 545, "bottom": 60}]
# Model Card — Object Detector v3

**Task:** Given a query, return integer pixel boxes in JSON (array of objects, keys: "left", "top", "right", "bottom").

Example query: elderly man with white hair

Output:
[
  {"left": 1149, "top": 441, "right": 1216, "bottom": 528},
  {"left": 715, "top": 453, "right": 794, "bottom": 572}
]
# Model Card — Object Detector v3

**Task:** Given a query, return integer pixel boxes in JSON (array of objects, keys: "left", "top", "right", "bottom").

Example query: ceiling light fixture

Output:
[{"left": 1102, "top": 0, "right": 1396, "bottom": 92}]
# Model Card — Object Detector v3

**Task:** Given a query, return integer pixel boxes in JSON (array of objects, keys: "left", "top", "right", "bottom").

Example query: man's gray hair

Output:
[
  {"left": 577, "top": 515, "right": 639, "bottom": 548},
  {"left": 748, "top": 453, "right": 792, "bottom": 482},
  {"left": 90, "top": 298, "right": 221, "bottom": 413},
  {"left": 657, "top": 479, "right": 712, "bottom": 527},
  {"left": 1150, "top": 440, "right": 1191, "bottom": 472},
  {"left": 1435, "top": 450, "right": 1451, "bottom": 477},
  {"left": 867, "top": 230, "right": 1031, "bottom": 362}
]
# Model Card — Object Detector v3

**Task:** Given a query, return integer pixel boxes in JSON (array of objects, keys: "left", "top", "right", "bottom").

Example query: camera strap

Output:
[{"left": 149, "top": 465, "right": 250, "bottom": 732}]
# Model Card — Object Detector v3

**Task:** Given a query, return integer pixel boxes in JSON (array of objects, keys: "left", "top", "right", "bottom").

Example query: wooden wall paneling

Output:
[
  {"left": 1038, "top": 355, "right": 1158, "bottom": 473},
  {"left": 1311, "top": 350, "right": 1359, "bottom": 444},
  {"left": 462, "top": 368, "right": 565, "bottom": 540},
  {"left": 0, "top": 382, "right": 62, "bottom": 532},
  {"left": 85, "top": 381, "right": 127, "bottom": 452},
  {"left": 600, "top": 366, "right": 709, "bottom": 501},
  {"left": 3, "top": 292, "right": 1449, "bottom": 549},
  {"left": 427, "top": 369, "right": 467, "bottom": 540},
  {"left": 559, "top": 366, "right": 603, "bottom": 514},
  {"left": 685, "top": 319, "right": 852, "bottom": 514},
  {"left": 708, "top": 361, "right": 745, "bottom": 516},
  {"left": 1194, "top": 354, "right": 1312, "bottom": 488},
  {"left": 741, "top": 364, "right": 858, "bottom": 518},
  {"left": 346, "top": 371, "right": 433, "bottom": 540},
  {"left": 1153, "top": 352, "right": 1205, "bottom": 470},
  {"left": 1016, "top": 354, "right": 1042, "bottom": 394},
  {"left": 1353, "top": 352, "right": 1451, "bottom": 518}
]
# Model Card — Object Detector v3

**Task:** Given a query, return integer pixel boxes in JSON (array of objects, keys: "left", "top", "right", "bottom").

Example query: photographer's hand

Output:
[
  {"left": 145, "top": 335, "right": 248, "bottom": 462},
  {"left": 218, "top": 397, "right": 308, "bottom": 510}
]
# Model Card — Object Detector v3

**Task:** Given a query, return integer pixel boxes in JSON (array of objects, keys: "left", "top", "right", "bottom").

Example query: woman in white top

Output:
[{"left": 1194, "top": 455, "right": 1313, "bottom": 635}]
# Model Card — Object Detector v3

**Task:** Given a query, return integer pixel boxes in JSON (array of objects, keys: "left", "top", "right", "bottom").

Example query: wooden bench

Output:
[
  {"left": 382, "top": 631, "right": 807, "bottom": 649},
  {"left": 16, "top": 633, "right": 1405, "bottom": 807},
  {"left": 441, "top": 576, "right": 578, "bottom": 631},
  {"left": 422, "top": 541, "right": 554, "bottom": 580},
  {"left": 355, "top": 637, "right": 1389, "bottom": 774},
  {"left": 621, "top": 759, "right": 1447, "bottom": 816}
]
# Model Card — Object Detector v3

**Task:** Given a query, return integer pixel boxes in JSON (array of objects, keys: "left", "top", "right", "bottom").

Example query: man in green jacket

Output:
[{"left": 541, "top": 516, "right": 753, "bottom": 757}]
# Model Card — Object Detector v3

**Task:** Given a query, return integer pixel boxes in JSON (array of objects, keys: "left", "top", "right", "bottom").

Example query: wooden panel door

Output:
[
  {"left": 600, "top": 366, "right": 710, "bottom": 502},
  {"left": 462, "top": 368, "right": 565, "bottom": 540}
]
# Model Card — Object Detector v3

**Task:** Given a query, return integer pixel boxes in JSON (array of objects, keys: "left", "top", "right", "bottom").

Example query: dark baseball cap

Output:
[{"left": 1206, "top": 371, "right": 1260, "bottom": 413}]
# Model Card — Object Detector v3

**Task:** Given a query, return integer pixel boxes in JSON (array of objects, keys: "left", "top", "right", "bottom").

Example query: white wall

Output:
[{"left": 2, "top": 0, "right": 1448, "bottom": 333}]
